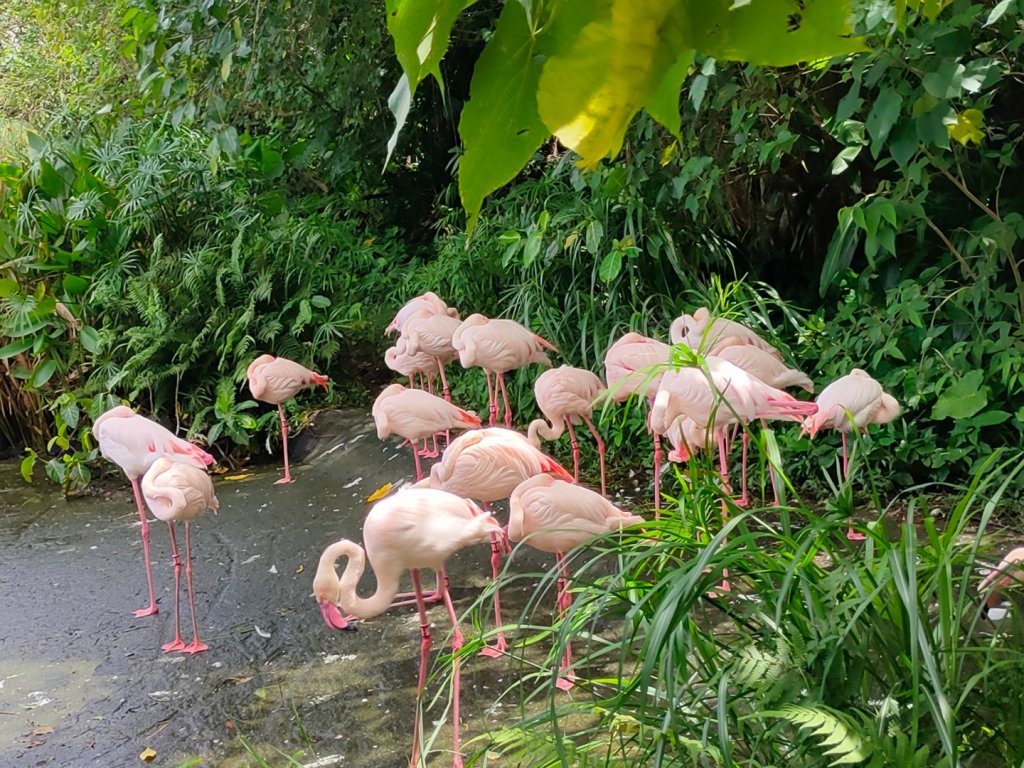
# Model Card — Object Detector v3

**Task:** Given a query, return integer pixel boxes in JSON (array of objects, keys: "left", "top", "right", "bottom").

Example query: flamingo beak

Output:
[{"left": 319, "top": 600, "right": 355, "bottom": 631}]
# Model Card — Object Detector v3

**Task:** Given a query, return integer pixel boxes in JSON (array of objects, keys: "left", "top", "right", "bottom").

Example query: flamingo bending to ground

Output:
[
  {"left": 401, "top": 309, "right": 462, "bottom": 402},
  {"left": 801, "top": 368, "right": 900, "bottom": 540},
  {"left": 603, "top": 332, "right": 671, "bottom": 513},
  {"left": 372, "top": 384, "right": 481, "bottom": 479},
  {"left": 385, "top": 342, "right": 441, "bottom": 394},
  {"left": 93, "top": 405, "right": 214, "bottom": 617},
  {"left": 452, "top": 313, "right": 556, "bottom": 428},
  {"left": 509, "top": 475, "right": 643, "bottom": 689},
  {"left": 247, "top": 355, "right": 329, "bottom": 484},
  {"left": 420, "top": 427, "right": 574, "bottom": 656},
  {"left": 314, "top": 487, "right": 502, "bottom": 768},
  {"left": 141, "top": 457, "right": 218, "bottom": 653},
  {"left": 527, "top": 365, "right": 608, "bottom": 494},
  {"left": 385, "top": 291, "right": 458, "bottom": 336}
]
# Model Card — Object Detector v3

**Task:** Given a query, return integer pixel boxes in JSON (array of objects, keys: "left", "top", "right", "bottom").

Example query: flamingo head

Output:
[
  {"left": 318, "top": 599, "right": 352, "bottom": 631},
  {"left": 313, "top": 543, "right": 357, "bottom": 632}
]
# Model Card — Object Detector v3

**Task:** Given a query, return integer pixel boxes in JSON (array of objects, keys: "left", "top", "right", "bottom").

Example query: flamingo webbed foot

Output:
[
  {"left": 274, "top": 476, "right": 294, "bottom": 485},
  {"left": 183, "top": 641, "right": 209, "bottom": 654},
  {"left": 846, "top": 528, "right": 867, "bottom": 541},
  {"left": 134, "top": 604, "right": 159, "bottom": 618},
  {"left": 161, "top": 638, "right": 186, "bottom": 652}
]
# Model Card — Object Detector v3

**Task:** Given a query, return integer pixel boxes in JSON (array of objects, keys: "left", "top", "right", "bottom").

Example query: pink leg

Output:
[
  {"left": 182, "top": 522, "right": 208, "bottom": 653},
  {"left": 554, "top": 553, "right": 576, "bottom": 691},
  {"left": 274, "top": 404, "right": 293, "bottom": 484},
  {"left": 130, "top": 478, "right": 159, "bottom": 617},
  {"left": 565, "top": 419, "right": 581, "bottom": 483},
  {"left": 391, "top": 568, "right": 445, "bottom": 608},
  {"left": 161, "top": 523, "right": 185, "bottom": 652},
  {"left": 479, "top": 524, "right": 507, "bottom": 658},
  {"left": 408, "top": 569, "right": 431, "bottom": 768},
  {"left": 484, "top": 370, "right": 497, "bottom": 426},
  {"left": 412, "top": 444, "right": 424, "bottom": 481},
  {"left": 439, "top": 574, "right": 465, "bottom": 767},
  {"left": 496, "top": 372, "right": 513, "bottom": 428},
  {"left": 713, "top": 432, "right": 731, "bottom": 594},
  {"left": 738, "top": 430, "right": 749, "bottom": 507},
  {"left": 843, "top": 432, "right": 865, "bottom": 541},
  {"left": 646, "top": 400, "right": 662, "bottom": 517},
  {"left": 437, "top": 359, "right": 452, "bottom": 403},
  {"left": 581, "top": 414, "right": 606, "bottom": 496}
]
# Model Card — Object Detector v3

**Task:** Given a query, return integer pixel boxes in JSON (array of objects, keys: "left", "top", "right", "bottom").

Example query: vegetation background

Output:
[{"left": 2, "top": 1, "right": 1024, "bottom": 764}]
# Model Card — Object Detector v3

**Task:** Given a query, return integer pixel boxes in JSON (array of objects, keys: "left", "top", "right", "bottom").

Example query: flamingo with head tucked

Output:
[
  {"left": 93, "top": 405, "right": 214, "bottom": 617},
  {"left": 314, "top": 487, "right": 502, "bottom": 768},
  {"left": 247, "top": 355, "right": 329, "bottom": 484},
  {"left": 400, "top": 309, "right": 462, "bottom": 402},
  {"left": 141, "top": 457, "right": 218, "bottom": 653},
  {"left": 671, "top": 307, "right": 782, "bottom": 359},
  {"left": 385, "top": 291, "right": 458, "bottom": 336}
]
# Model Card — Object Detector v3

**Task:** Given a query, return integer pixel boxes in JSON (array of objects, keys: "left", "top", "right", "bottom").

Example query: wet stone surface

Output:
[{"left": 0, "top": 410, "right": 556, "bottom": 768}]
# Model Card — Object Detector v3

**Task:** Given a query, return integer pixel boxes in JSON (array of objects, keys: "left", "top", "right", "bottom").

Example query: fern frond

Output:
[{"left": 755, "top": 704, "right": 869, "bottom": 766}]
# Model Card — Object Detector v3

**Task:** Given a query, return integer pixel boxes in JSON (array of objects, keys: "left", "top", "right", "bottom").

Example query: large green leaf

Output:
[
  {"left": 645, "top": 48, "right": 696, "bottom": 139},
  {"left": 385, "top": 0, "right": 475, "bottom": 88},
  {"left": 537, "top": 0, "right": 689, "bottom": 168},
  {"left": 931, "top": 370, "right": 989, "bottom": 420},
  {"left": 458, "top": 0, "right": 549, "bottom": 232}
]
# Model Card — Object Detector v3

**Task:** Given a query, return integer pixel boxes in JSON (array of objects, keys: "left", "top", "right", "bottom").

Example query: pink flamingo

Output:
[
  {"left": 508, "top": 475, "right": 643, "bottom": 689},
  {"left": 452, "top": 313, "right": 556, "bottom": 428},
  {"left": 246, "top": 355, "right": 330, "bottom": 485},
  {"left": 527, "top": 365, "right": 608, "bottom": 494},
  {"left": 141, "top": 457, "right": 217, "bottom": 653},
  {"left": 385, "top": 291, "right": 458, "bottom": 336},
  {"left": 710, "top": 339, "right": 814, "bottom": 392},
  {"left": 93, "top": 405, "right": 214, "bottom": 617},
  {"left": 385, "top": 342, "right": 441, "bottom": 394},
  {"left": 314, "top": 487, "right": 502, "bottom": 768},
  {"left": 979, "top": 547, "right": 1024, "bottom": 619},
  {"left": 372, "top": 384, "right": 481, "bottom": 479},
  {"left": 603, "top": 332, "right": 671, "bottom": 513},
  {"left": 420, "top": 427, "right": 574, "bottom": 656},
  {"left": 671, "top": 307, "right": 782, "bottom": 359},
  {"left": 401, "top": 309, "right": 462, "bottom": 402},
  {"left": 801, "top": 368, "right": 900, "bottom": 540}
]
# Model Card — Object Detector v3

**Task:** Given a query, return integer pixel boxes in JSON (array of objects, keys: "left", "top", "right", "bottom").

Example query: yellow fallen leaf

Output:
[
  {"left": 211, "top": 465, "right": 229, "bottom": 474},
  {"left": 295, "top": 564, "right": 305, "bottom": 574},
  {"left": 140, "top": 746, "right": 157, "bottom": 762},
  {"left": 32, "top": 726, "right": 54, "bottom": 735},
  {"left": 223, "top": 473, "right": 252, "bottom": 481},
  {"left": 367, "top": 482, "right": 393, "bottom": 502}
]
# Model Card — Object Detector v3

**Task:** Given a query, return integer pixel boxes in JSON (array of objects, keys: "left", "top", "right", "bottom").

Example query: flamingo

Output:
[
  {"left": 313, "top": 487, "right": 502, "bottom": 768},
  {"left": 979, "top": 547, "right": 1024, "bottom": 620},
  {"left": 372, "top": 384, "right": 481, "bottom": 480},
  {"left": 603, "top": 332, "right": 671, "bottom": 513},
  {"left": 419, "top": 427, "right": 574, "bottom": 656},
  {"left": 385, "top": 342, "right": 441, "bottom": 394},
  {"left": 710, "top": 339, "right": 814, "bottom": 392},
  {"left": 508, "top": 475, "right": 643, "bottom": 689},
  {"left": 671, "top": 307, "right": 782, "bottom": 359},
  {"left": 400, "top": 309, "right": 462, "bottom": 402},
  {"left": 801, "top": 368, "right": 900, "bottom": 540},
  {"left": 385, "top": 291, "right": 458, "bottom": 336},
  {"left": 93, "top": 405, "right": 214, "bottom": 617},
  {"left": 527, "top": 365, "right": 608, "bottom": 494},
  {"left": 246, "top": 354, "right": 330, "bottom": 485},
  {"left": 141, "top": 457, "right": 217, "bottom": 653},
  {"left": 452, "top": 313, "right": 556, "bottom": 428}
]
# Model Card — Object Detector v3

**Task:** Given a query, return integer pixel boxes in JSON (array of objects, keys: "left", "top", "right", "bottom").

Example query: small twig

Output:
[{"left": 923, "top": 216, "right": 977, "bottom": 280}]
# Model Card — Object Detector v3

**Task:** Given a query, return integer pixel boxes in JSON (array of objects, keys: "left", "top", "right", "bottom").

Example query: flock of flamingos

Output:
[{"left": 88, "top": 291, "right": 1023, "bottom": 767}]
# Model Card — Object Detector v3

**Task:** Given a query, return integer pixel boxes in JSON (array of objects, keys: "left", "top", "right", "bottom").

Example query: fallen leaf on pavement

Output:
[
  {"left": 140, "top": 746, "right": 157, "bottom": 762},
  {"left": 32, "top": 726, "right": 54, "bottom": 735},
  {"left": 367, "top": 482, "right": 393, "bottom": 502}
]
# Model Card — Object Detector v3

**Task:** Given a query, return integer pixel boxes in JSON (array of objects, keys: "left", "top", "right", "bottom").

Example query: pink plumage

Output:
[
  {"left": 671, "top": 307, "right": 782, "bottom": 359},
  {"left": 385, "top": 291, "right": 458, "bottom": 336},
  {"left": 711, "top": 341, "right": 814, "bottom": 393},
  {"left": 603, "top": 332, "right": 671, "bottom": 402}
]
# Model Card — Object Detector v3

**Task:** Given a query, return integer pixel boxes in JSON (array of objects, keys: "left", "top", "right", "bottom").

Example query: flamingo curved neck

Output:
[
  {"left": 324, "top": 541, "right": 403, "bottom": 620},
  {"left": 527, "top": 418, "right": 563, "bottom": 446}
]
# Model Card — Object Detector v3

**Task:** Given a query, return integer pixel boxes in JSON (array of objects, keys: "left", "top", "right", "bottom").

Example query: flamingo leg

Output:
[
  {"left": 161, "top": 522, "right": 185, "bottom": 652},
  {"left": 130, "top": 477, "right": 159, "bottom": 617},
  {"left": 484, "top": 370, "right": 497, "bottom": 426},
  {"left": 440, "top": 572, "right": 465, "bottom": 768},
  {"left": 391, "top": 568, "right": 445, "bottom": 608},
  {"left": 738, "top": 430, "right": 749, "bottom": 507},
  {"left": 581, "top": 414, "right": 606, "bottom": 496},
  {"left": 274, "top": 403, "right": 293, "bottom": 484},
  {"left": 565, "top": 419, "right": 581, "bottom": 483},
  {"left": 496, "top": 372, "right": 513, "bottom": 428},
  {"left": 554, "top": 552, "right": 576, "bottom": 691},
  {"left": 409, "top": 569, "right": 431, "bottom": 768},
  {"left": 412, "top": 444, "right": 424, "bottom": 482},
  {"left": 843, "top": 431, "right": 866, "bottom": 541},
  {"left": 437, "top": 358, "right": 452, "bottom": 402},
  {"left": 714, "top": 431, "right": 731, "bottom": 594},
  {"left": 182, "top": 522, "right": 208, "bottom": 653},
  {"left": 479, "top": 504, "right": 507, "bottom": 658},
  {"left": 645, "top": 400, "right": 662, "bottom": 517}
]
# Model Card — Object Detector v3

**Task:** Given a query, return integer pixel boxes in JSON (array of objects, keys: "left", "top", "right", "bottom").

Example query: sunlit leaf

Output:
[
  {"left": 368, "top": 482, "right": 394, "bottom": 502},
  {"left": 946, "top": 108, "right": 985, "bottom": 146}
]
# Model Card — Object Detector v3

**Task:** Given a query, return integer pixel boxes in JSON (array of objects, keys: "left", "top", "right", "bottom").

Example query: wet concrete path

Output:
[{"left": 0, "top": 411, "right": 553, "bottom": 768}]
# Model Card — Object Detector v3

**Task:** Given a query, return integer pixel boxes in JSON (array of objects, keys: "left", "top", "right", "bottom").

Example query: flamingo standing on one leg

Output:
[
  {"left": 508, "top": 475, "right": 643, "bottom": 689},
  {"left": 603, "top": 332, "right": 671, "bottom": 514},
  {"left": 419, "top": 427, "right": 574, "bottom": 656},
  {"left": 801, "top": 368, "right": 900, "bottom": 540},
  {"left": 93, "top": 405, "right": 214, "bottom": 617},
  {"left": 527, "top": 365, "right": 608, "bottom": 494},
  {"left": 452, "top": 313, "right": 556, "bottom": 428},
  {"left": 141, "top": 457, "right": 217, "bottom": 653},
  {"left": 314, "top": 487, "right": 502, "bottom": 768},
  {"left": 246, "top": 354, "right": 329, "bottom": 485}
]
